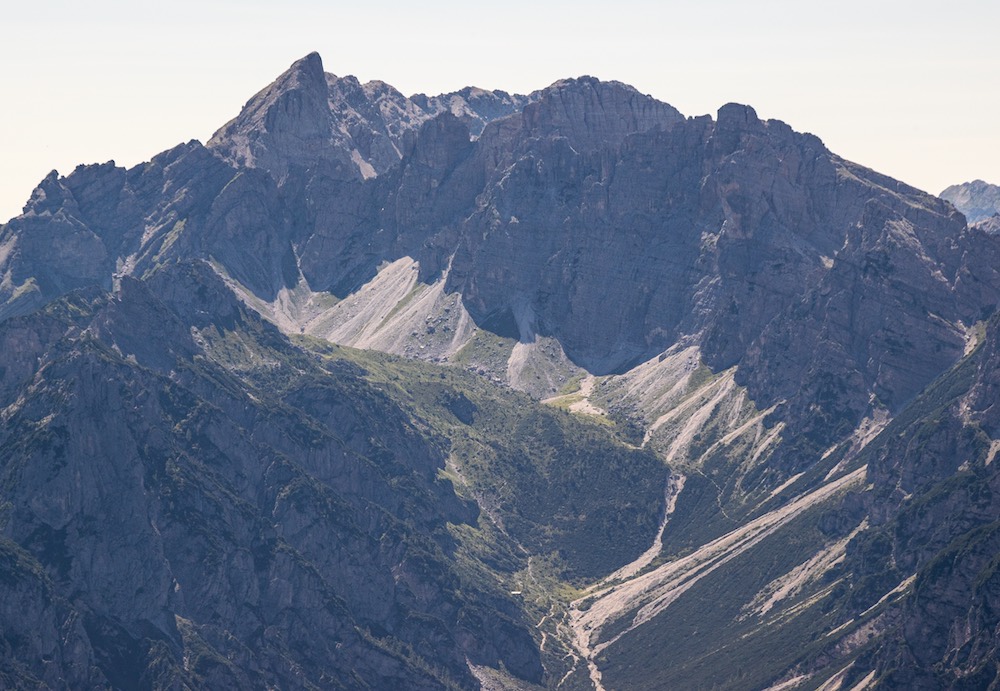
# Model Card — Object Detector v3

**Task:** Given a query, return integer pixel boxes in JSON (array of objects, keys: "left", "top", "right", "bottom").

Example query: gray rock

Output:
[
  {"left": 0, "top": 263, "right": 543, "bottom": 688},
  {"left": 973, "top": 212, "right": 1000, "bottom": 235},
  {"left": 941, "top": 179, "right": 1000, "bottom": 223}
]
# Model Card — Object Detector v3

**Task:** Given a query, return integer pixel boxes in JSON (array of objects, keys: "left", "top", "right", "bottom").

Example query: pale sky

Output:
[{"left": 2, "top": 0, "right": 997, "bottom": 223}]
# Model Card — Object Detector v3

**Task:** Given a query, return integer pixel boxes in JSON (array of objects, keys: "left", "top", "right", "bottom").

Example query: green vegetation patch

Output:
[{"left": 297, "top": 336, "right": 670, "bottom": 582}]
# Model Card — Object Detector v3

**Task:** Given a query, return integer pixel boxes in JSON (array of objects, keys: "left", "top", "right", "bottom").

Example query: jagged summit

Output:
[
  {"left": 275, "top": 50, "right": 326, "bottom": 89},
  {"left": 208, "top": 52, "right": 532, "bottom": 180},
  {"left": 206, "top": 53, "right": 691, "bottom": 183},
  {"left": 208, "top": 52, "right": 337, "bottom": 176},
  {"left": 514, "top": 75, "right": 683, "bottom": 151},
  {"left": 716, "top": 101, "right": 760, "bottom": 127}
]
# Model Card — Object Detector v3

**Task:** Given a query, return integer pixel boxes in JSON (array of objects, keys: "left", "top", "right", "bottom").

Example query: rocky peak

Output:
[
  {"left": 209, "top": 53, "right": 535, "bottom": 183},
  {"left": 941, "top": 178, "right": 1000, "bottom": 223},
  {"left": 973, "top": 213, "right": 1000, "bottom": 235},
  {"left": 708, "top": 103, "right": 822, "bottom": 161},
  {"left": 283, "top": 50, "right": 326, "bottom": 88},
  {"left": 208, "top": 52, "right": 339, "bottom": 178},
  {"left": 517, "top": 76, "right": 683, "bottom": 151},
  {"left": 325, "top": 74, "right": 430, "bottom": 175},
  {"left": 20, "top": 170, "right": 76, "bottom": 219},
  {"left": 6, "top": 54, "right": 1000, "bottom": 691},
  {"left": 715, "top": 102, "right": 762, "bottom": 130},
  {"left": 360, "top": 79, "right": 429, "bottom": 137}
]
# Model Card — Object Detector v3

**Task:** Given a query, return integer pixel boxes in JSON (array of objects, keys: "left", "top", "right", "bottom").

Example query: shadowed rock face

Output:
[
  {"left": 821, "top": 314, "right": 1000, "bottom": 690},
  {"left": 0, "top": 263, "right": 543, "bottom": 689},
  {"left": 445, "top": 100, "right": 1000, "bottom": 459}
]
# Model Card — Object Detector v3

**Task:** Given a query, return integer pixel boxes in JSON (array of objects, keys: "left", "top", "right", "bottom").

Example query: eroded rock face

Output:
[
  {"left": 825, "top": 314, "right": 1000, "bottom": 689},
  {"left": 446, "top": 99, "right": 1000, "bottom": 461},
  {"left": 0, "top": 263, "right": 542, "bottom": 689},
  {"left": 0, "top": 538, "right": 102, "bottom": 688},
  {"left": 207, "top": 52, "right": 531, "bottom": 184},
  {"left": 0, "top": 169, "right": 113, "bottom": 321},
  {"left": 973, "top": 213, "right": 1000, "bottom": 235},
  {"left": 208, "top": 52, "right": 347, "bottom": 179},
  {"left": 412, "top": 86, "right": 529, "bottom": 138}
]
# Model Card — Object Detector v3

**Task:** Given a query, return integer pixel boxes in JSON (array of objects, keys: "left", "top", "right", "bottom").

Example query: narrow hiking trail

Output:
[{"left": 542, "top": 374, "right": 608, "bottom": 418}]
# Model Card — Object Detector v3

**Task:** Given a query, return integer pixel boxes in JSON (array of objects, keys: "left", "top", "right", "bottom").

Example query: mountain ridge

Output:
[{"left": 2, "top": 53, "right": 1000, "bottom": 689}]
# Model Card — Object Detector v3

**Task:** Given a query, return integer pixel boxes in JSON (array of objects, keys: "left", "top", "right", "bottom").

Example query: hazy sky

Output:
[{"left": 2, "top": 0, "right": 997, "bottom": 222}]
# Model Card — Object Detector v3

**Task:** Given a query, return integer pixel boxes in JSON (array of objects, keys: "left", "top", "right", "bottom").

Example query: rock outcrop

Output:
[{"left": 973, "top": 213, "right": 1000, "bottom": 235}]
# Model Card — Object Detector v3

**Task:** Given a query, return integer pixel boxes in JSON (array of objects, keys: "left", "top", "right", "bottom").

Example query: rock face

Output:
[
  {"left": 412, "top": 86, "right": 529, "bottom": 137},
  {"left": 208, "top": 52, "right": 529, "bottom": 183},
  {"left": 0, "top": 263, "right": 549, "bottom": 688},
  {"left": 844, "top": 313, "right": 1000, "bottom": 688},
  {"left": 0, "top": 259, "right": 667, "bottom": 688},
  {"left": 3, "top": 53, "right": 1000, "bottom": 690},
  {"left": 973, "top": 213, "right": 1000, "bottom": 235},
  {"left": 451, "top": 101, "right": 996, "bottom": 432},
  {"left": 941, "top": 179, "right": 1000, "bottom": 223}
]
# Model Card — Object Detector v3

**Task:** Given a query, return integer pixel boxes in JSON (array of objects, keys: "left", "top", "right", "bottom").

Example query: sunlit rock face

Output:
[{"left": 941, "top": 179, "right": 1000, "bottom": 223}]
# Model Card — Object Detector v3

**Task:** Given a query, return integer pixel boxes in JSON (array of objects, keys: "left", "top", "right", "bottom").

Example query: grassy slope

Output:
[{"left": 294, "top": 336, "right": 669, "bottom": 584}]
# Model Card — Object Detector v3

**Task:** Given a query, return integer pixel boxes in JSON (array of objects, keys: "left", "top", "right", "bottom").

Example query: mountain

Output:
[
  {"left": 2, "top": 52, "right": 1000, "bottom": 689},
  {"left": 941, "top": 179, "right": 1000, "bottom": 224}
]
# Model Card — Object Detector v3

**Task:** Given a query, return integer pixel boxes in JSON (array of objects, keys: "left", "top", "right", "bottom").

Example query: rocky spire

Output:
[{"left": 208, "top": 52, "right": 345, "bottom": 179}]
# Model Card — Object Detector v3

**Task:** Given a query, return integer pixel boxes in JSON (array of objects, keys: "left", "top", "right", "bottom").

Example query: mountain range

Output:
[{"left": 1, "top": 52, "right": 999, "bottom": 690}]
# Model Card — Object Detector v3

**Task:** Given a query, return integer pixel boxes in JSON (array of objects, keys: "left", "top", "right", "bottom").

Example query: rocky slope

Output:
[
  {"left": 579, "top": 314, "right": 1000, "bottom": 691},
  {"left": 0, "top": 260, "right": 672, "bottom": 688},
  {"left": 833, "top": 312, "right": 1000, "bottom": 689},
  {"left": 2, "top": 53, "right": 1000, "bottom": 689},
  {"left": 0, "top": 263, "right": 518, "bottom": 689},
  {"left": 941, "top": 179, "right": 1000, "bottom": 223}
]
